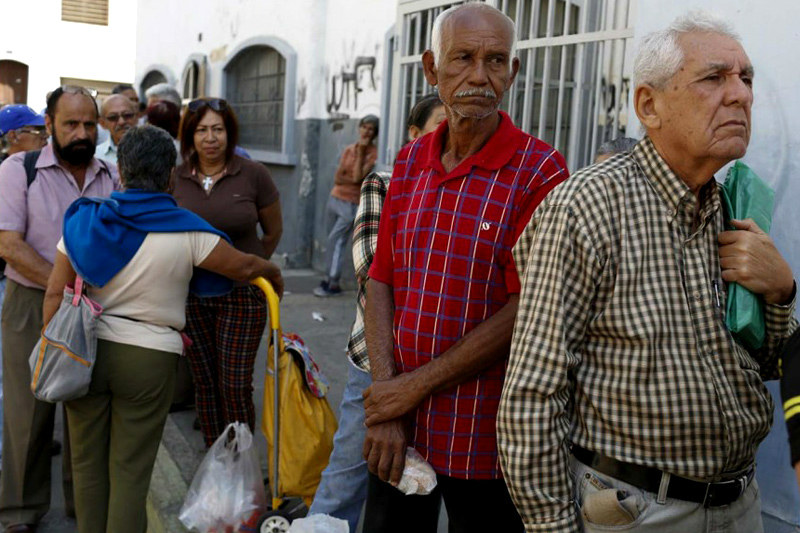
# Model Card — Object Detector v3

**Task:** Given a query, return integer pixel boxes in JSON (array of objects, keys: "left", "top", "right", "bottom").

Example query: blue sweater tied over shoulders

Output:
[{"left": 63, "top": 190, "right": 233, "bottom": 297}]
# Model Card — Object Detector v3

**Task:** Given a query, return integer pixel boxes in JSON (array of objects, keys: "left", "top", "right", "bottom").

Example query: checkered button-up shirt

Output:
[
  {"left": 498, "top": 137, "right": 798, "bottom": 533},
  {"left": 369, "top": 112, "right": 568, "bottom": 479},
  {"left": 347, "top": 171, "right": 391, "bottom": 371}
]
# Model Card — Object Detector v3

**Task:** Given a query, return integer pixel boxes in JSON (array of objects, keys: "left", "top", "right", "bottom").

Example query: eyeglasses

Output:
[
  {"left": 104, "top": 111, "right": 137, "bottom": 123},
  {"left": 187, "top": 98, "right": 228, "bottom": 113},
  {"left": 17, "top": 128, "right": 48, "bottom": 138}
]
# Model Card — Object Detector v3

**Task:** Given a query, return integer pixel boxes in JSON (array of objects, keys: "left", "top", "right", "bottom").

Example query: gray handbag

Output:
[{"left": 29, "top": 276, "right": 103, "bottom": 403}]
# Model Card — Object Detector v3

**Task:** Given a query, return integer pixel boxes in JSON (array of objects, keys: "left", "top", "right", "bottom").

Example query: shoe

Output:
[
  {"left": 313, "top": 281, "right": 341, "bottom": 297},
  {"left": 5, "top": 525, "right": 37, "bottom": 533}
]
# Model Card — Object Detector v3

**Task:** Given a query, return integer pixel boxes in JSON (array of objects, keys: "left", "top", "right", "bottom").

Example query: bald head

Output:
[
  {"left": 101, "top": 94, "right": 138, "bottom": 145},
  {"left": 431, "top": 3, "right": 516, "bottom": 68}
]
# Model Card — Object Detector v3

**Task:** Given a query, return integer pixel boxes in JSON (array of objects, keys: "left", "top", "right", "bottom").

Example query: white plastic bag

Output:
[
  {"left": 395, "top": 447, "right": 438, "bottom": 496},
  {"left": 289, "top": 514, "right": 349, "bottom": 533},
  {"left": 179, "top": 422, "right": 267, "bottom": 532}
]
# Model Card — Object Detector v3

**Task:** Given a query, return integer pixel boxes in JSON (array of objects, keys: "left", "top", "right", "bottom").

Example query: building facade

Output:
[
  {"left": 135, "top": 0, "right": 396, "bottom": 275},
  {"left": 0, "top": 0, "right": 138, "bottom": 107}
]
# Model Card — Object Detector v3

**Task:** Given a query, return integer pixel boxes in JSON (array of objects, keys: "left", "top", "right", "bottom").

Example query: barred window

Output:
[{"left": 225, "top": 46, "right": 286, "bottom": 152}]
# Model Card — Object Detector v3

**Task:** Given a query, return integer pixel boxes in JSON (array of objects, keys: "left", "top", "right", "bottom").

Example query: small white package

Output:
[
  {"left": 289, "top": 514, "right": 349, "bottom": 533},
  {"left": 395, "top": 447, "right": 438, "bottom": 496}
]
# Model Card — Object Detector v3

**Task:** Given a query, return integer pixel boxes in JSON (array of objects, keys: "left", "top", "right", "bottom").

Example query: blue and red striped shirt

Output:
[{"left": 369, "top": 111, "right": 568, "bottom": 478}]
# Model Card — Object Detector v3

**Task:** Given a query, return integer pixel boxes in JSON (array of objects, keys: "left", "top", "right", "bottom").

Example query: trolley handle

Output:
[{"left": 250, "top": 277, "right": 281, "bottom": 331}]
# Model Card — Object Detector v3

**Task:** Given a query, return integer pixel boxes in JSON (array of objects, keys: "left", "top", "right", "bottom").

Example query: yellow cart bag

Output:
[{"left": 254, "top": 278, "right": 337, "bottom": 512}]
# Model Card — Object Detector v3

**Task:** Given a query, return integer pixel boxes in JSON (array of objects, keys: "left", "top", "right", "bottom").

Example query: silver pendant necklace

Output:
[{"left": 202, "top": 176, "right": 214, "bottom": 191}]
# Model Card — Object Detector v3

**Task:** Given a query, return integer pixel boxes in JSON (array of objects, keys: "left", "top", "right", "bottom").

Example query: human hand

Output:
[
  {"left": 263, "top": 261, "right": 284, "bottom": 299},
  {"left": 362, "top": 419, "right": 407, "bottom": 484},
  {"left": 719, "top": 219, "right": 795, "bottom": 305},
  {"left": 363, "top": 373, "right": 427, "bottom": 427}
]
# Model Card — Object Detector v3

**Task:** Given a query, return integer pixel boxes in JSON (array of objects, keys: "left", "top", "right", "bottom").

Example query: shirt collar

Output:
[
  {"left": 633, "top": 137, "right": 721, "bottom": 226},
  {"left": 421, "top": 111, "right": 521, "bottom": 177},
  {"left": 35, "top": 143, "right": 111, "bottom": 189}
]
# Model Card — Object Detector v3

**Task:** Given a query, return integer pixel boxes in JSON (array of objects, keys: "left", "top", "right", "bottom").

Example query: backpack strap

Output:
[{"left": 24, "top": 149, "right": 42, "bottom": 188}]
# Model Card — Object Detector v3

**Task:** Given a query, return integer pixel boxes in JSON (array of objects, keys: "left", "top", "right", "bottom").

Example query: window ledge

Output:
[{"left": 243, "top": 148, "right": 298, "bottom": 166}]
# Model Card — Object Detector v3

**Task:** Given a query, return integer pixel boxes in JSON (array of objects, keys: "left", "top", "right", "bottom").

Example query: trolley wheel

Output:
[{"left": 258, "top": 510, "right": 292, "bottom": 533}]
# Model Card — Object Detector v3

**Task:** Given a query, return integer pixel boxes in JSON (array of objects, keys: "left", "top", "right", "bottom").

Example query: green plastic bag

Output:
[{"left": 719, "top": 161, "right": 775, "bottom": 350}]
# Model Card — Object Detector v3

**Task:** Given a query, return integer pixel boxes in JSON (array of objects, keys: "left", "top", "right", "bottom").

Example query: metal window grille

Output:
[
  {"left": 62, "top": 0, "right": 108, "bottom": 26},
  {"left": 225, "top": 46, "right": 286, "bottom": 152},
  {"left": 386, "top": 0, "right": 635, "bottom": 170}
]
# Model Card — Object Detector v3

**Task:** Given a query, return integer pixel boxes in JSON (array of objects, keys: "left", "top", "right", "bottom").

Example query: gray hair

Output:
[
  {"left": 117, "top": 125, "right": 177, "bottom": 192},
  {"left": 144, "top": 83, "right": 182, "bottom": 108},
  {"left": 430, "top": 2, "right": 516, "bottom": 67},
  {"left": 597, "top": 136, "right": 639, "bottom": 158},
  {"left": 634, "top": 10, "right": 740, "bottom": 89}
]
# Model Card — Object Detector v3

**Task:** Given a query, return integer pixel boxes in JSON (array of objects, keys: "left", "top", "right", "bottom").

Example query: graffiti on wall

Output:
[{"left": 325, "top": 41, "right": 380, "bottom": 120}]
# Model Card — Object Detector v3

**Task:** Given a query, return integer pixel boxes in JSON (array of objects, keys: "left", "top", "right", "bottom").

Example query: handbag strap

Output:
[{"left": 72, "top": 276, "right": 85, "bottom": 306}]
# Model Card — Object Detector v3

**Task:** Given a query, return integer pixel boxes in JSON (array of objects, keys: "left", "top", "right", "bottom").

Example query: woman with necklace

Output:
[{"left": 172, "top": 97, "right": 283, "bottom": 446}]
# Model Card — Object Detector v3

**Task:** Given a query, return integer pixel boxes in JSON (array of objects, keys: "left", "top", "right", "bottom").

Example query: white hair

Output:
[
  {"left": 144, "top": 83, "right": 182, "bottom": 108},
  {"left": 633, "top": 10, "right": 741, "bottom": 89},
  {"left": 430, "top": 2, "right": 516, "bottom": 67}
]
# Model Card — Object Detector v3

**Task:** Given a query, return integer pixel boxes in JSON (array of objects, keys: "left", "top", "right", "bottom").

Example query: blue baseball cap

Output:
[{"left": 0, "top": 105, "right": 46, "bottom": 136}]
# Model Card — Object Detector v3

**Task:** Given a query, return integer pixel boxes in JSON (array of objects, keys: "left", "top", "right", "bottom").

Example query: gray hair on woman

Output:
[
  {"left": 430, "top": 2, "right": 515, "bottom": 68},
  {"left": 117, "top": 125, "right": 177, "bottom": 192},
  {"left": 633, "top": 10, "right": 740, "bottom": 89}
]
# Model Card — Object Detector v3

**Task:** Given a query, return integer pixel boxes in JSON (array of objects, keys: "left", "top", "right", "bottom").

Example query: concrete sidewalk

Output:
[{"left": 145, "top": 269, "right": 356, "bottom": 533}]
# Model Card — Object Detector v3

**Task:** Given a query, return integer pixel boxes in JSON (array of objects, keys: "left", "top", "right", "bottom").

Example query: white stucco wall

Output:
[
  {"left": 0, "top": 0, "right": 138, "bottom": 108},
  {"left": 134, "top": 0, "right": 395, "bottom": 120},
  {"left": 630, "top": 0, "right": 800, "bottom": 291}
]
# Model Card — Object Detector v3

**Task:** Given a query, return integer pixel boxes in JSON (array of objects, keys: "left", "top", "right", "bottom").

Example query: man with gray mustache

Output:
[{"left": 360, "top": 3, "right": 568, "bottom": 532}]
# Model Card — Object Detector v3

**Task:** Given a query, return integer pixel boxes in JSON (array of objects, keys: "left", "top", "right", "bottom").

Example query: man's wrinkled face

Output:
[
  {"left": 427, "top": 8, "right": 518, "bottom": 120},
  {"left": 653, "top": 31, "right": 753, "bottom": 165},
  {"left": 101, "top": 95, "right": 138, "bottom": 145},
  {"left": 47, "top": 93, "right": 98, "bottom": 167}
]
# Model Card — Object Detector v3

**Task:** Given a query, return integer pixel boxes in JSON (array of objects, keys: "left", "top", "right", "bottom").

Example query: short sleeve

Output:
[
  {"left": 502, "top": 149, "right": 569, "bottom": 294},
  {"left": 188, "top": 232, "right": 221, "bottom": 265},
  {"left": 0, "top": 155, "right": 29, "bottom": 233}
]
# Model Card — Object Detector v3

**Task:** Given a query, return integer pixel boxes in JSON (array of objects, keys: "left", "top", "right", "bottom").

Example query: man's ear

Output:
[
  {"left": 422, "top": 50, "right": 438, "bottom": 87},
  {"left": 45, "top": 114, "right": 53, "bottom": 137},
  {"left": 507, "top": 56, "right": 520, "bottom": 87},
  {"left": 634, "top": 84, "right": 661, "bottom": 130}
]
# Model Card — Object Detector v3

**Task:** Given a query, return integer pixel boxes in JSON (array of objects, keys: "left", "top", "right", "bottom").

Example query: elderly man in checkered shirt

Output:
[
  {"left": 359, "top": 4, "right": 569, "bottom": 533},
  {"left": 498, "top": 11, "right": 798, "bottom": 533}
]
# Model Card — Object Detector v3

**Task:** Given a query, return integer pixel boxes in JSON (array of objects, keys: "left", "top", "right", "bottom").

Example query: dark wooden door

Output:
[{"left": 0, "top": 60, "right": 29, "bottom": 106}]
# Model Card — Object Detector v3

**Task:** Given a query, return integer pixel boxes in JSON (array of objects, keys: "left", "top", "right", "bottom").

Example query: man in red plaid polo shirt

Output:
[{"left": 360, "top": 4, "right": 568, "bottom": 532}]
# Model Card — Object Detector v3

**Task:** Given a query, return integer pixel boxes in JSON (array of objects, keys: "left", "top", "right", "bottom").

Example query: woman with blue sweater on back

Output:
[{"left": 43, "top": 125, "right": 282, "bottom": 533}]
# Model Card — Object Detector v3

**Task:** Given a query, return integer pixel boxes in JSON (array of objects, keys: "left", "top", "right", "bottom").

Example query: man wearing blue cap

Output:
[{"left": 0, "top": 105, "right": 48, "bottom": 165}]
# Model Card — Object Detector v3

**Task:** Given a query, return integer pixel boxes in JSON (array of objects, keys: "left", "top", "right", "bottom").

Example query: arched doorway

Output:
[
  {"left": 0, "top": 60, "right": 29, "bottom": 106},
  {"left": 139, "top": 70, "right": 167, "bottom": 97}
]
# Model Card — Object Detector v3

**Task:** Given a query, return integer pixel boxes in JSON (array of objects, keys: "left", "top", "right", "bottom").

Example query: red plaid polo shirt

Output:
[{"left": 369, "top": 112, "right": 568, "bottom": 479}]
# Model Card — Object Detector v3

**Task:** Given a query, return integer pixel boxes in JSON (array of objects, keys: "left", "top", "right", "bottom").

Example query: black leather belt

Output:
[{"left": 572, "top": 445, "right": 754, "bottom": 508}]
